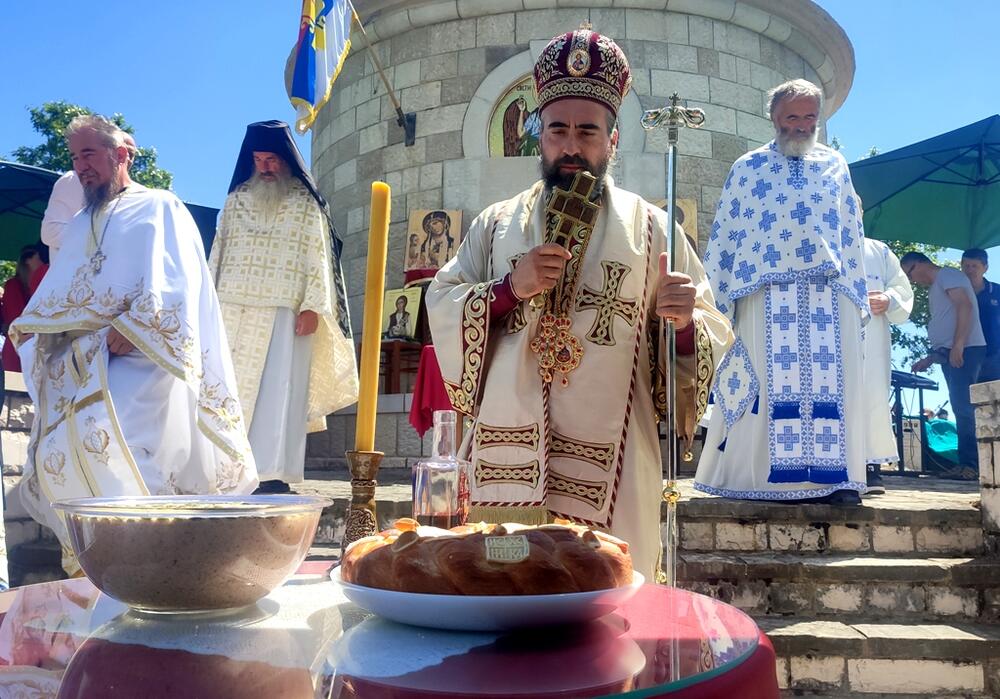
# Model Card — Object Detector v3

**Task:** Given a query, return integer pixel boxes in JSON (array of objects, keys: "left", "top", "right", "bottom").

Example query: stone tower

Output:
[
  {"left": 310, "top": 0, "right": 853, "bottom": 336},
  {"left": 306, "top": 0, "right": 853, "bottom": 465}
]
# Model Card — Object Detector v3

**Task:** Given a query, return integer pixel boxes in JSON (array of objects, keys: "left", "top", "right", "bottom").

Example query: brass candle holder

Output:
[{"left": 342, "top": 450, "right": 384, "bottom": 549}]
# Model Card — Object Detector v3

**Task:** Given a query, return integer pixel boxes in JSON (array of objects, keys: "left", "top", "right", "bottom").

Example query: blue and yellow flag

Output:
[{"left": 290, "top": 0, "right": 355, "bottom": 134}]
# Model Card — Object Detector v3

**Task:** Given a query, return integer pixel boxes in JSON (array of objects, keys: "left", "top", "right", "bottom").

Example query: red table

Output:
[{"left": 0, "top": 573, "right": 778, "bottom": 698}]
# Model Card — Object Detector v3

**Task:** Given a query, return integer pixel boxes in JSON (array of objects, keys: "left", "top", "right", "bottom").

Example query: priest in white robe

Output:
[
  {"left": 11, "top": 115, "right": 257, "bottom": 574},
  {"left": 696, "top": 80, "right": 870, "bottom": 505},
  {"left": 861, "top": 236, "right": 912, "bottom": 493},
  {"left": 211, "top": 121, "right": 358, "bottom": 493},
  {"left": 427, "top": 29, "right": 732, "bottom": 579}
]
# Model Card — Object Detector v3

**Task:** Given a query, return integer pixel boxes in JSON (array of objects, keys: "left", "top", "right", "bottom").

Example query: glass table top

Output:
[{"left": 0, "top": 571, "right": 760, "bottom": 698}]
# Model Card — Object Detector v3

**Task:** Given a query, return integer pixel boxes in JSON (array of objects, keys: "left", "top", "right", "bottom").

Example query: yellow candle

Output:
[{"left": 355, "top": 181, "right": 391, "bottom": 452}]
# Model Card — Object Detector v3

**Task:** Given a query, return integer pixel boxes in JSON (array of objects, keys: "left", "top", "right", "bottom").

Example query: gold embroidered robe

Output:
[
  {"left": 210, "top": 179, "right": 359, "bottom": 433},
  {"left": 427, "top": 179, "right": 733, "bottom": 577},
  {"left": 10, "top": 186, "right": 258, "bottom": 572}
]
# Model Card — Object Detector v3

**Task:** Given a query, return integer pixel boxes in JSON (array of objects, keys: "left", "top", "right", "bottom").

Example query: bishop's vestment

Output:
[
  {"left": 695, "top": 142, "right": 870, "bottom": 500},
  {"left": 11, "top": 185, "right": 257, "bottom": 572},
  {"left": 428, "top": 178, "right": 732, "bottom": 578}
]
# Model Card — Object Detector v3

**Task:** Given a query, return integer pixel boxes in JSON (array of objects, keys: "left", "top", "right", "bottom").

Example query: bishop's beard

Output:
[
  {"left": 83, "top": 162, "right": 125, "bottom": 210},
  {"left": 775, "top": 124, "right": 819, "bottom": 158},
  {"left": 540, "top": 152, "right": 611, "bottom": 200},
  {"left": 247, "top": 172, "right": 292, "bottom": 220}
]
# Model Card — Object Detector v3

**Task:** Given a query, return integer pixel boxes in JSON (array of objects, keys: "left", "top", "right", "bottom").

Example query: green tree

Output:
[
  {"left": 10, "top": 101, "right": 172, "bottom": 189},
  {"left": 0, "top": 260, "right": 16, "bottom": 285}
]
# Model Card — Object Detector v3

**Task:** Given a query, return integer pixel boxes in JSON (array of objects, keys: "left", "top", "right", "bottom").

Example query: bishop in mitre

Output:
[
  {"left": 211, "top": 121, "right": 358, "bottom": 492},
  {"left": 11, "top": 115, "right": 257, "bottom": 574},
  {"left": 427, "top": 28, "right": 732, "bottom": 579}
]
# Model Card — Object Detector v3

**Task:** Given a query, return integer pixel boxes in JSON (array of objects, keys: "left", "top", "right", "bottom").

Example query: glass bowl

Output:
[{"left": 53, "top": 495, "right": 331, "bottom": 614}]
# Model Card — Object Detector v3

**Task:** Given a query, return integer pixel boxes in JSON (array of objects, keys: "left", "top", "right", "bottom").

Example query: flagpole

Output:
[{"left": 351, "top": 5, "right": 417, "bottom": 146}]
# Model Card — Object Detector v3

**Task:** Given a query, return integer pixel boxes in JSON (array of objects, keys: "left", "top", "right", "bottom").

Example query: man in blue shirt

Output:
[{"left": 961, "top": 248, "right": 1000, "bottom": 382}]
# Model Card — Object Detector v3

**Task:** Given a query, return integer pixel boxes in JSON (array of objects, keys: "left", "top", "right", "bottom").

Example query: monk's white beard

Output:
[
  {"left": 83, "top": 164, "right": 125, "bottom": 210},
  {"left": 776, "top": 126, "right": 819, "bottom": 158},
  {"left": 247, "top": 173, "right": 291, "bottom": 220}
]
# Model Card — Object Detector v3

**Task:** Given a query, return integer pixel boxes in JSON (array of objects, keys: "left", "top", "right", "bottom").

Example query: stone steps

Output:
[
  {"left": 679, "top": 551, "right": 1000, "bottom": 622},
  {"left": 678, "top": 477, "right": 983, "bottom": 558},
  {"left": 4, "top": 472, "right": 986, "bottom": 569},
  {"left": 763, "top": 616, "right": 1000, "bottom": 697}
]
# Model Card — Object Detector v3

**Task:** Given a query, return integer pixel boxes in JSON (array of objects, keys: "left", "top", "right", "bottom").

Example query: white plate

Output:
[{"left": 331, "top": 567, "right": 644, "bottom": 631}]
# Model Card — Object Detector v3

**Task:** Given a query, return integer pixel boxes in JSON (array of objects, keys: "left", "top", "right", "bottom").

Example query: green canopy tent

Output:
[
  {"left": 849, "top": 114, "right": 1000, "bottom": 249},
  {"left": 0, "top": 161, "right": 56, "bottom": 262},
  {"left": 0, "top": 160, "right": 219, "bottom": 261}
]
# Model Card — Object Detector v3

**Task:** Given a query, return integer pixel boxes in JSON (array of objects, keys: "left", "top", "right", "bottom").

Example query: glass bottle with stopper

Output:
[{"left": 412, "top": 410, "right": 470, "bottom": 528}]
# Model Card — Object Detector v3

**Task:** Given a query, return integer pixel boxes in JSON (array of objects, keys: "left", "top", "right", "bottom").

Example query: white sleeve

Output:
[{"left": 41, "top": 173, "right": 85, "bottom": 257}]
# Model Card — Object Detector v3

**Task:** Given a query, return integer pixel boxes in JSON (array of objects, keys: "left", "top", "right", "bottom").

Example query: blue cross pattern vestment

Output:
[
  {"left": 704, "top": 141, "right": 868, "bottom": 322},
  {"left": 706, "top": 140, "right": 865, "bottom": 486}
]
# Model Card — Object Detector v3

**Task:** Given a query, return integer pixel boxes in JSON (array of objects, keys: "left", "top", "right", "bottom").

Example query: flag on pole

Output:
[{"left": 290, "top": 0, "right": 355, "bottom": 134}]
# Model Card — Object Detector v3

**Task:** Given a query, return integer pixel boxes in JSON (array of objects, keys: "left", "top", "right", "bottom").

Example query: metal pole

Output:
[
  {"left": 894, "top": 384, "right": 905, "bottom": 474},
  {"left": 351, "top": 8, "right": 416, "bottom": 146},
  {"left": 662, "top": 135, "right": 680, "bottom": 591},
  {"left": 640, "top": 94, "right": 705, "bottom": 590}
]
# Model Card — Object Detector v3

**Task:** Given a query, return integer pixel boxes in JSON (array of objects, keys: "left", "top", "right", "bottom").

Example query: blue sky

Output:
[
  {"left": 2, "top": 0, "right": 995, "bottom": 406},
  {"left": 2, "top": 2, "right": 995, "bottom": 205}
]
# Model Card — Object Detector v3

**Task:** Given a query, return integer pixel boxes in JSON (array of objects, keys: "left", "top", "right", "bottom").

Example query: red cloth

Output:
[
  {"left": 29, "top": 263, "right": 48, "bottom": 294},
  {"left": 675, "top": 320, "right": 695, "bottom": 355},
  {"left": 1, "top": 276, "right": 30, "bottom": 372},
  {"left": 489, "top": 274, "right": 520, "bottom": 324},
  {"left": 661, "top": 631, "right": 779, "bottom": 699},
  {"left": 409, "top": 345, "right": 452, "bottom": 437}
]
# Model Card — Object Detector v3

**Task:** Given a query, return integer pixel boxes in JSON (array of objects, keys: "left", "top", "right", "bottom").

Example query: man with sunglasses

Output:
[{"left": 904, "top": 252, "right": 985, "bottom": 478}]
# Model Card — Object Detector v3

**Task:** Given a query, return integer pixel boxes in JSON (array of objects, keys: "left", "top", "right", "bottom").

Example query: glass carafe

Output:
[{"left": 412, "top": 410, "right": 470, "bottom": 528}]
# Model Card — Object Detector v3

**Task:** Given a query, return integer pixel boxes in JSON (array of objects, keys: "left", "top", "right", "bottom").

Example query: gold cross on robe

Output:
[{"left": 576, "top": 260, "right": 640, "bottom": 345}]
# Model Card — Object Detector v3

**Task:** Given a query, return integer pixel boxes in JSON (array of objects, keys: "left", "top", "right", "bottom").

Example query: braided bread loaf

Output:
[{"left": 340, "top": 519, "right": 633, "bottom": 595}]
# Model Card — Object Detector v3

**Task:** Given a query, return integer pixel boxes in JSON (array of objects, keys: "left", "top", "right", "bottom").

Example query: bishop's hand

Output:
[
  {"left": 107, "top": 327, "right": 136, "bottom": 355},
  {"left": 510, "top": 244, "right": 572, "bottom": 299},
  {"left": 655, "top": 252, "right": 695, "bottom": 330},
  {"left": 296, "top": 310, "right": 319, "bottom": 336}
]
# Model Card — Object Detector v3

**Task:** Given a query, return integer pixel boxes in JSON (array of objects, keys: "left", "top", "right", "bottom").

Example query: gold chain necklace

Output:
[{"left": 88, "top": 188, "right": 127, "bottom": 275}]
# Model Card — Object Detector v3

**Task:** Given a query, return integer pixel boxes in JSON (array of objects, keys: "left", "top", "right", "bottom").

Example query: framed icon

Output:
[
  {"left": 382, "top": 287, "right": 422, "bottom": 340},
  {"left": 404, "top": 209, "right": 463, "bottom": 272}
]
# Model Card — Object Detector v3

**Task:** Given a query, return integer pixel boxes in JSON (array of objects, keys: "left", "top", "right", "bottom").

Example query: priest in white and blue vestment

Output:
[{"left": 695, "top": 80, "right": 870, "bottom": 505}]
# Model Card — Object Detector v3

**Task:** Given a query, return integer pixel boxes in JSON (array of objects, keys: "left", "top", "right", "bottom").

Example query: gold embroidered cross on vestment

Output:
[
  {"left": 575, "top": 260, "right": 640, "bottom": 346},
  {"left": 529, "top": 171, "right": 601, "bottom": 386}
]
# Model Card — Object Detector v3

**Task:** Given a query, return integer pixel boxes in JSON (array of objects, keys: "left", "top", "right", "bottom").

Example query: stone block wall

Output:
[
  {"left": 307, "top": 395, "right": 434, "bottom": 471},
  {"left": 973, "top": 380, "right": 1000, "bottom": 555}
]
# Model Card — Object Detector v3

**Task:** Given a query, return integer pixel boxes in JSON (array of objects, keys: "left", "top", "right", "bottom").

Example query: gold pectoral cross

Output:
[
  {"left": 546, "top": 171, "right": 601, "bottom": 250},
  {"left": 529, "top": 171, "right": 602, "bottom": 386}
]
